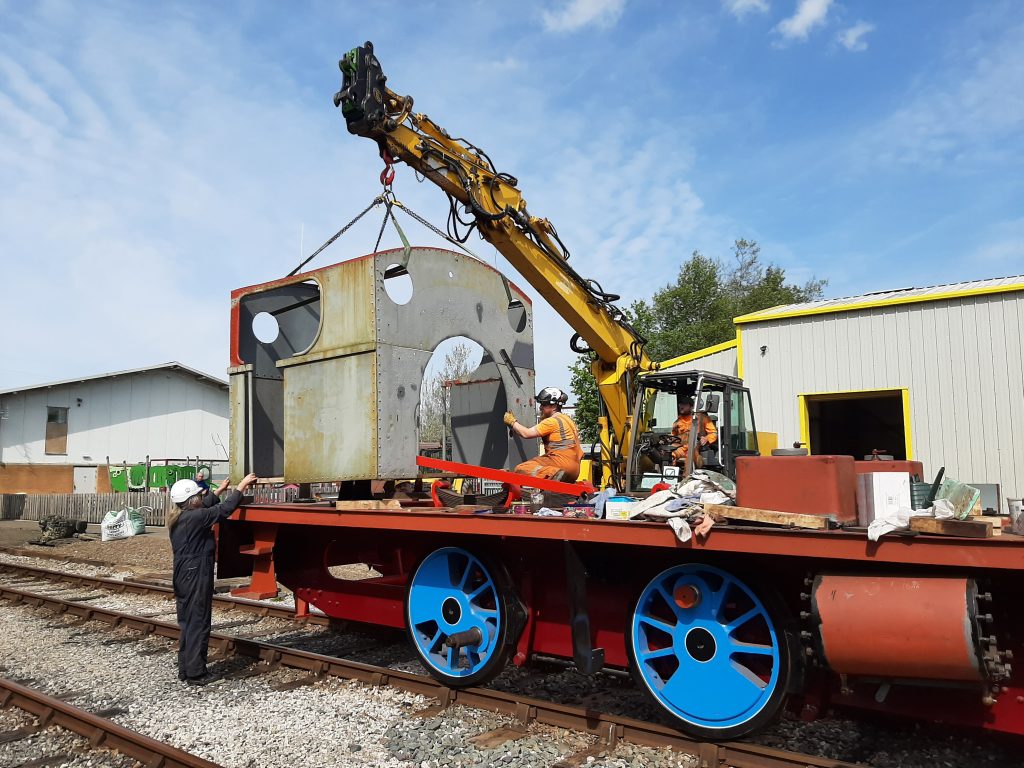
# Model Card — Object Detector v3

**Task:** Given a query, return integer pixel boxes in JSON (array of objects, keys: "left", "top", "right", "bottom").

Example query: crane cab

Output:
[{"left": 624, "top": 370, "right": 759, "bottom": 493}]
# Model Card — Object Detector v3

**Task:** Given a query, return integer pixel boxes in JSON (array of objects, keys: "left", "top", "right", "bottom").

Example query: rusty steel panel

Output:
[
  {"left": 812, "top": 574, "right": 982, "bottom": 681},
  {"left": 283, "top": 352, "right": 378, "bottom": 481},
  {"left": 230, "top": 256, "right": 376, "bottom": 365},
  {"left": 372, "top": 248, "right": 538, "bottom": 475},
  {"left": 230, "top": 247, "right": 537, "bottom": 482},
  {"left": 374, "top": 249, "right": 540, "bottom": 475},
  {"left": 309, "top": 257, "right": 377, "bottom": 355},
  {"left": 449, "top": 359, "right": 536, "bottom": 469},
  {"left": 373, "top": 249, "right": 533, "bottom": 355},
  {"left": 375, "top": 342, "right": 433, "bottom": 478},
  {"left": 228, "top": 373, "right": 248, "bottom": 480}
]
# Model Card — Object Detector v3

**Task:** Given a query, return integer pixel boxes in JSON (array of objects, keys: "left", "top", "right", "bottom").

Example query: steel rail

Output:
[
  {"left": 0, "top": 545, "right": 115, "bottom": 568},
  {"left": 0, "top": 560, "right": 332, "bottom": 625},
  {"left": 0, "top": 676, "right": 224, "bottom": 768},
  {"left": 0, "top": 580, "right": 864, "bottom": 768}
]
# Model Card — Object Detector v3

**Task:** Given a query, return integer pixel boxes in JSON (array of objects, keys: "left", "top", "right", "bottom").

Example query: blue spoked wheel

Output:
[
  {"left": 627, "top": 564, "right": 798, "bottom": 739},
  {"left": 406, "top": 547, "right": 514, "bottom": 687}
]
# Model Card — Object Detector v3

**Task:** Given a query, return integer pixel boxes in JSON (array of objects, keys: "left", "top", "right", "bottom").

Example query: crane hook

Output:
[{"left": 380, "top": 148, "right": 397, "bottom": 187}]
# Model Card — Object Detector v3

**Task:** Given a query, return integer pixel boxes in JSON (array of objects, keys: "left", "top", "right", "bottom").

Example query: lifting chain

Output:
[
  {"left": 287, "top": 149, "right": 484, "bottom": 277},
  {"left": 286, "top": 195, "right": 383, "bottom": 277}
]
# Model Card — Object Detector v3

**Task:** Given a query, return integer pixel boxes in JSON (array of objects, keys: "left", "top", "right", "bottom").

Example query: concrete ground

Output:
[
  {"left": 0, "top": 519, "right": 172, "bottom": 571},
  {"left": 0, "top": 520, "right": 50, "bottom": 548}
]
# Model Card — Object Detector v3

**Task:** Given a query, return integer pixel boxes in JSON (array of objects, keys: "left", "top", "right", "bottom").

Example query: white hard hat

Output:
[
  {"left": 170, "top": 479, "right": 202, "bottom": 504},
  {"left": 536, "top": 387, "right": 568, "bottom": 405}
]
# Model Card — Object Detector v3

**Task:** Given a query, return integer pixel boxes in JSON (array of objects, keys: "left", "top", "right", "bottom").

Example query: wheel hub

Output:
[
  {"left": 685, "top": 627, "right": 717, "bottom": 662},
  {"left": 442, "top": 596, "right": 462, "bottom": 625},
  {"left": 631, "top": 564, "right": 787, "bottom": 735},
  {"left": 408, "top": 547, "right": 507, "bottom": 684}
]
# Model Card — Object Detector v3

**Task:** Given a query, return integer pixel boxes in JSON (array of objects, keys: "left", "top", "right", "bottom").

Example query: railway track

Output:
[
  {"left": 0, "top": 559, "right": 861, "bottom": 768},
  {"left": 0, "top": 675, "right": 223, "bottom": 768},
  {"left": 0, "top": 558, "right": 332, "bottom": 625}
]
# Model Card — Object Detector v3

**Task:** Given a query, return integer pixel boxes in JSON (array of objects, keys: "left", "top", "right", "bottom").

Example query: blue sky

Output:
[{"left": 1, "top": 0, "right": 1022, "bottom": 397}]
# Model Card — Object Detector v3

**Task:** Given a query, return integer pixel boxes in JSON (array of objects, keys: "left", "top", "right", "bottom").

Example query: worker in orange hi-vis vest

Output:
[
  {"left": 670, "top": 397, "right": 717, "bottom": 467},
  {"left": 503, "top": 387, "right": 584, "bottom": 483}
]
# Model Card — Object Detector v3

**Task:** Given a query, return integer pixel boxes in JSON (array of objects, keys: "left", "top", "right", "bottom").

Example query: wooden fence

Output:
[
  {"left": 0, "top": 495, "right": 25, "bottom": 521},
  {"left": 0, "top": 493, "right": 170, "bottom": 525}
]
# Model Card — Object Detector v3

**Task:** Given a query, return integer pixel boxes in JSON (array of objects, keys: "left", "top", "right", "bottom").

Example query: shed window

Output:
[{"left": 45, "top": 406, "right": 68, "bottom": 455}]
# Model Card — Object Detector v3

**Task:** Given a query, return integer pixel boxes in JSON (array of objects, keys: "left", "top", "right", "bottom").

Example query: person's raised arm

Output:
[
  {"left": 504, "top": 411, "right": 543, "bottom": 439},
  {"left": 200, "top": 473, "right": 258, "bottom": 526}
]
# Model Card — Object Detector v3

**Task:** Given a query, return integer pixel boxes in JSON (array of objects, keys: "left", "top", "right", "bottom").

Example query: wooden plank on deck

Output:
[{"left": 704, "top": 503, "right": 832, "bottom": 530}]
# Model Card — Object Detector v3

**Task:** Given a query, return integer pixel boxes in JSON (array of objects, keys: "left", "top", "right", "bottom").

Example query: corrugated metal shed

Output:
[
  {"left": 737, "top": 276, "right": 1024, "bottom": 508},
  {"left": 736, "top": 275, "right": 1024, "bottom": 324},
  {"left": 0, "top": 362, "right": 228, "bottom": 466},
  {"left": 659, "top": 339, "right": 738, "bottom": 378},
  {"left": 0, "top": 362, "right": 226, "bottom": 395}
]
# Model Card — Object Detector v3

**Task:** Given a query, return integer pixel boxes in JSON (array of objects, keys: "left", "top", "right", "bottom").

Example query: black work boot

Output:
[{"left": 186, "top": 671, "right": 222, "bottom": 686}]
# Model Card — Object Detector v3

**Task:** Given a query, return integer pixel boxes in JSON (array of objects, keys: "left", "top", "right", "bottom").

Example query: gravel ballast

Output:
[
  {"left": 1, "top": 600, "right": 697, "bottom": 768},
  {"left": 1, "top": 534, "right": 1022, "bottom": 767}
]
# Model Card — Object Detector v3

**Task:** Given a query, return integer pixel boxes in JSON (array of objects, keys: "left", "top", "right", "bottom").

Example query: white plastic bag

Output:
[
  {"left": 867, "top": 498, "right": 955, "bottom": 541},
  {"left": 101, "top": 509, "right": 134, "bottom": 542},
  {"left": 126, "top": 506, "right": 147, "bottom": 536}
]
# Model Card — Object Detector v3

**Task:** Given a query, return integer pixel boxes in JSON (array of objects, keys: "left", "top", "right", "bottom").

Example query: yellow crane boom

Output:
[{"left": 334, "top": 42, "right": 657, "bottom": 484}]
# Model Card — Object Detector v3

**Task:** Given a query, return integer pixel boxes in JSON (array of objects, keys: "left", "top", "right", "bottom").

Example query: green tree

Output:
[
  {"left": 636, "top": 239, "right": 826, "bottom": 362},
  {"left": 569, "top": 239, "right": 825, "bottom": 431},
  {"left": 420, "top": 342, "right": 475, "bottom": 445},
  {"left": 569, "top": 354, "right": 601, "bottom": 444}
]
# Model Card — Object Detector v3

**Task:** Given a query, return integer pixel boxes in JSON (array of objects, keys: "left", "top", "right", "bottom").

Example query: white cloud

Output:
[
  {"left": 504, "top": 125, "right": 714, "bottom": 392},
  {"left": 481, "top": 56, "right": 524, "bottom": 72},
  {"left": 724, "top": 0, "right": 770, "bottom": 19},
  {"left": 0, "top": 2, "right": 743, "bottom": 402},
  {"left": 838, "top": 21, "right": 875, "bottom": 52},
  {"left": 0, "top": 7, "right": 368, "bottom": 389},
  {"left": 542, "top": 0, "right": 625, "bottom": 33},
  {"left": 970, "top": 219, "right": 1024, "bottom": 264},
  {"left": 855, "top": 18, "right": 1024, "bottom": 168},
  {"left": 774, "top": 0, "right": 833, "bottom": 42}
]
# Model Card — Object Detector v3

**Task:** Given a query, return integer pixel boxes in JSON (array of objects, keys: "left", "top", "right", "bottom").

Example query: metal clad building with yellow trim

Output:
[
  {"left": 730, "top": 274, "right": 1024, "bottom": 509},
  {"left": 659, "top": 339, "right": 739, "bottom": 378}
]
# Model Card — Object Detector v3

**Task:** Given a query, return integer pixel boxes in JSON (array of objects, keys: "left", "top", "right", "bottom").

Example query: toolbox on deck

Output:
[{"left": 736, "top": 455, "right": 857, "bottom": 523}]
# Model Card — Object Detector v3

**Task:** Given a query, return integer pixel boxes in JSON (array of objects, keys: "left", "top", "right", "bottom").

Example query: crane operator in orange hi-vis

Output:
[
  {"left": 502, "top": 387, "right": 584, "bottom": 483},
  {"left": 671, "top": 397, "right": 717, "bottom": 467}
]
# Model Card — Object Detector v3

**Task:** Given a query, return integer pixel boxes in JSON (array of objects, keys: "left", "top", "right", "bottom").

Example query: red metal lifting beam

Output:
[{"left": 416, "top": 455, "right": 595, "bottom": 496}]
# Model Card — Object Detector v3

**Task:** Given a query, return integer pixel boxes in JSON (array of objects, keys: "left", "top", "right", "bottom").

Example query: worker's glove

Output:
[{"left": 503, "top": 411, "right": 517, "bottom": 427}]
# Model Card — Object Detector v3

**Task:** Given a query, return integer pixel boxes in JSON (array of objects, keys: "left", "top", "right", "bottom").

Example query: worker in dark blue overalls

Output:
[{"left": 168, "top": 472, "right": 257, "bottom": 685}]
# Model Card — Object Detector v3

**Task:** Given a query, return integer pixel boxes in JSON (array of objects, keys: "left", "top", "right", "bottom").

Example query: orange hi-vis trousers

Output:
[
  {"left": 513, "top": 412, "right": 583, "bottom": 482},
  {"left": 513, "top": 449, "right": 582, "bottom": 483}
]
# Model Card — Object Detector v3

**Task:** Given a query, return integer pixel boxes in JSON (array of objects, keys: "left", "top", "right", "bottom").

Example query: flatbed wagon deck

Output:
[
  {"left": 229, "top": 502, "right": 1024, "bottom": 570},
  {"left": 218, "top": 501, "right": 1024, "bottom": 740}
]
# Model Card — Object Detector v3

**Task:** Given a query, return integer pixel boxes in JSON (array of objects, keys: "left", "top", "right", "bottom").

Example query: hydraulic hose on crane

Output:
[{"left": 333, "top": 41, "right": 657, "bottom": 488}]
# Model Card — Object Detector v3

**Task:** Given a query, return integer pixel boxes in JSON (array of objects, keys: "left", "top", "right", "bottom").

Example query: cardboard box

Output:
[
  {"left": 856, "top": 472, "right": 911, "bottom": 527},
  {"left": 604, "top": 497, "right": 637, "bottom": 521}
]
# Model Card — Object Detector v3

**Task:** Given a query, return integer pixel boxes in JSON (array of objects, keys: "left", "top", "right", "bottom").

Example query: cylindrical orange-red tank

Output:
[{"left": 812, "top": 574, "right": 983, "bottom": 681}]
